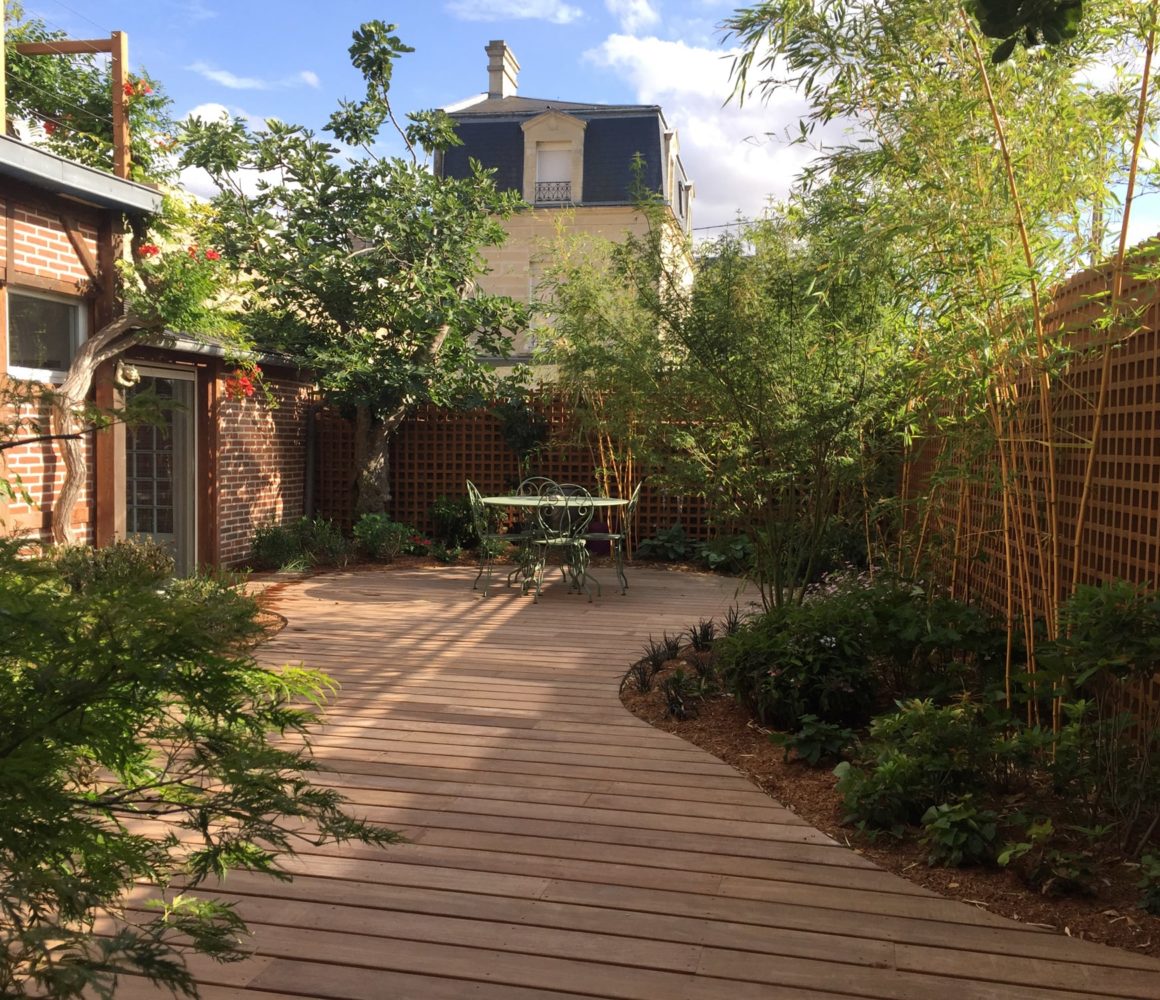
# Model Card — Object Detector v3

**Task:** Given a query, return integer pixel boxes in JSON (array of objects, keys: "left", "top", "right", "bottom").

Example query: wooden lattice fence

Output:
[
  {"left": 314, "top": 397, "right": 713, "bottom": 543},
  {"left": 904, "top": 258, "right": 1160, "bottom": 706}
]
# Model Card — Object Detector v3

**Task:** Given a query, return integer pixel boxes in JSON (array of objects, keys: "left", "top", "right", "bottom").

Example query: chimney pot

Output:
[{"left": 485, "top": 40, "right": 520, "bottom": 99}]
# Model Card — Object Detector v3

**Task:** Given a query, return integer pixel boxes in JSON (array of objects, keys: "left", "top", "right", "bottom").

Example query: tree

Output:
[
  {"left": 541, "top": 193, "right": 906, "bottom": 608},
  {"left": 180, "top": 21, "right": 529, "bottom": 515},
  {"left": 4, "top": 3, "right": 177, "bottom": 182}
]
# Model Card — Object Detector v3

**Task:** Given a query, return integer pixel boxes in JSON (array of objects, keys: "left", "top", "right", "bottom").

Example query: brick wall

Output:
[
  {"left": 0, "top": 396, "right": 93, "bottom": 544},
  {"left": 9, "top": 205, "right": 98, "bottom": 286},
  {"left": 1, "top": 193, "right": 99, "bottom": 542},
  {"left": 216, "top": 376, "right": 312, "bottom": 566}
]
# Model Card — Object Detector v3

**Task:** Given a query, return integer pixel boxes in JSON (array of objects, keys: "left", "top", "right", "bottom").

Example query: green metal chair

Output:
[
  {"left": 466, "top": 479, "right": 532, "bottom": 597},
  {"left": 525, "top": 485, "right": 598, "bottom": 603},
  {"left": 584, "top": 481, "right": 642, "bottom": 594}
]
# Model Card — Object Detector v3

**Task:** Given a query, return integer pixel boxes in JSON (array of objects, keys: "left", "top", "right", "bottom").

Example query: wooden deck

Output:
[{"left": 128, "top": 566, "right": 1159, "bottom": 999}]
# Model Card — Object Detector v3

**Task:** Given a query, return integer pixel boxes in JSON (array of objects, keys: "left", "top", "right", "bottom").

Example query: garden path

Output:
[{"left": 124, "top": 566, "right": 1160, "bottom": 999}]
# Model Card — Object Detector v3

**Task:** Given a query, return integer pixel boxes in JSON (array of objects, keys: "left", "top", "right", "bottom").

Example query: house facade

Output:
[
  {"left": 0, "top": 136, "right": 312, "bottom": 570},
  {"left": 436, "top": 40, "right": 693, "bottom": 363}
]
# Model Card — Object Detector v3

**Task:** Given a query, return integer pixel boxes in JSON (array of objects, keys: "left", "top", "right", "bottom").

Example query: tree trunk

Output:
[
  {"left": 354, "top": 403, "right": 410, "bottom": 517},
  {"left": 352, "top": 323, "right": 451, "bottom": 519},
  {"left": 51, "top": 313, "right": 150, "bottom": 544}
]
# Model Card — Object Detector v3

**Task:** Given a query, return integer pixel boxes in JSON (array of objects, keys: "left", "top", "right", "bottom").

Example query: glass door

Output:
[{"left": 125, "top": 370, "right": 196, "bottom": 574}]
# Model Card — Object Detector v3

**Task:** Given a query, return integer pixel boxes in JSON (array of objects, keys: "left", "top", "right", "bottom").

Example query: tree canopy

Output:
[{"left": 180, "top": 21, "right": 529, "bottom": 511}]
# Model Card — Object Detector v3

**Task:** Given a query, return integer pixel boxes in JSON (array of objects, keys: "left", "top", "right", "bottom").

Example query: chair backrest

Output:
[
  {"left": 464, "top": 480, "right": 490, "bottom": 539},
  {"left": 535, "top": 486, "right": 594, "bottom": 539},
  {"left": 624, "top": 481, "right": 643, "bottom": 520},
  {"left": 516, "top": 477, "right": 559, "bottom": 497}
]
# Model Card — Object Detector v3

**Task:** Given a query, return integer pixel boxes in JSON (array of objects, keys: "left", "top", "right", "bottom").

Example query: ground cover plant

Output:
[{"left": 619, "top": 573, "right": 1160, "bottom": 953}]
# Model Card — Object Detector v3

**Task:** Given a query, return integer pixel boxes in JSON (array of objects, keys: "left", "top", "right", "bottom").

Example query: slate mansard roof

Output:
[{"left": 439, "top": 95, "right": 686, "bottom": 225}]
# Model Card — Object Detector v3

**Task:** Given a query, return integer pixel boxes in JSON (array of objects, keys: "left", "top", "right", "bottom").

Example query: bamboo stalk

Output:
[{"left": 961, "top": 9, "right": 1062, "bottom": 631}]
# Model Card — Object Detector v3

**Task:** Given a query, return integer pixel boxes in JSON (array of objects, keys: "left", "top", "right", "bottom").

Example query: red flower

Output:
[
  {"left": 137, "top": 243, "right": 161, "bottom": 257},
  {"left": 123, "top": 81, "right": 135, "bottom": 97},
  {"left": 224, "top": 367, "right": 260, "bottom": 400},
  {"left": 204, "top": 249, "right": 221, "bottom": 261},
  {"left": 140, "top": 81, "right": 154, "bottom": 95},
  {"left": 43, "top": 120, "right": 57, "bottom": 135}
]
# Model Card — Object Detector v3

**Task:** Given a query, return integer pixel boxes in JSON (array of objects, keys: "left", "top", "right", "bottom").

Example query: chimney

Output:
[{"left": 486, "top": 40, "right": 520, "bottom": 99}]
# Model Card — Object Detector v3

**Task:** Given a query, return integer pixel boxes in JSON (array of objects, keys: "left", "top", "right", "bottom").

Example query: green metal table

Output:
[{"left": 480, "top": 494, "right": 628, "bottom": 602}]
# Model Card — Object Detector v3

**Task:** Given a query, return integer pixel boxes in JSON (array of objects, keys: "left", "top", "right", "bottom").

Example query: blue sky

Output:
[
  {"left": 21, "top": 0, "right": 1160, "bottom": 243},
  {"left": 25, "top": 0, "right": 798, "bottom": 233}
]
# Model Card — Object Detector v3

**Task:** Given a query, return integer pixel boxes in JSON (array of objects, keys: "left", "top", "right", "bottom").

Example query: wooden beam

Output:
[
  {"left": 4, "top": 199, "right": 15, "bottom": 286},
  {"left": 61, "top": 214, "right": 101, "bottom": 286},
  {"left": 110, "top": 32, "right": 130, "bottom": 179},
  {"left": 11, "top": 40, "right": 114, "bottom": 56},
  {"left": 1, "top": 4, "right": 7, "bottom": 135}
]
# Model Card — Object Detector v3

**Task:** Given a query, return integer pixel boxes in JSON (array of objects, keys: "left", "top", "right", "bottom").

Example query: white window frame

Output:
[{"left": 6, "top": 287, "right": 87, "bottom": 383}]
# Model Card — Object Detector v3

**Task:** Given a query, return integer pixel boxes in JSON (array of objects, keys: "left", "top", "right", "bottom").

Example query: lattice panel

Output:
[
  {"left": 907, "top": 256, "right": 1160, "bottom": 620},
  {"left": 314, "top": 411, "right": 358, "bottom": 531},
  {"left": 388, "top": 398, "right": 713, "bottom": 545}
]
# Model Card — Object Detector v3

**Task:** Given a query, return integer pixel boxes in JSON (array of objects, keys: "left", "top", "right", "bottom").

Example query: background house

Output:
[
  {"left": 436, "top": 40, "right": 693, "bottom": 365},
  {"left": 0, "top": 136, "right": 313, "bottom": 570}
]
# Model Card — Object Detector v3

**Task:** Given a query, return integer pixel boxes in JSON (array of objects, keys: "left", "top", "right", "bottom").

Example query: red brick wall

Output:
[
  {"left": 9, "top": 205, "right": 98, "bottom": 285},
  {"left": 1, "top": 192, "right": 99, "bottom": 542},
  {"left": 215, "top": 376, "right": 312, "bottom": 566},
  {"left": 0, "top": 396, "right": 94, "bottom": 544}
]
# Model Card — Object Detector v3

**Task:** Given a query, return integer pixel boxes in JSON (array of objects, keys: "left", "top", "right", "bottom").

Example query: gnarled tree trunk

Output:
[{"left": 51, "top": 313, "right": 152, "bottom": 544}]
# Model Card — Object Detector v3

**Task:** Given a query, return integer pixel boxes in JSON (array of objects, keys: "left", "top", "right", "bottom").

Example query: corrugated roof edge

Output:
[{"left": 0, "top": 135, "right": 162, "bottom": 215}]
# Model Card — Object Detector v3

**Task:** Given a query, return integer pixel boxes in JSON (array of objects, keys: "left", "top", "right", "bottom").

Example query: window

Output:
[
  {"left": 535, "top": 142, "right": 572, "bottom": 203},
  {"left": 7, "top": 290, "right": 86, "bottom": 379}
]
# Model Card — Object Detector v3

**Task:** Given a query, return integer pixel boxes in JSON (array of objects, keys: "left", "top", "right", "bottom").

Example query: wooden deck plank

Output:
[{"left": 170, "top": 565, "right": 1159, "bottom": 999}]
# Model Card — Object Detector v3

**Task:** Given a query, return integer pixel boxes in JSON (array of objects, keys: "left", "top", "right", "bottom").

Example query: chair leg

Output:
[
  {"left": 474, "top": 546, "right": 493, "bottom": 597},
  {"left": 613, "top": 539, "right": 628, "bottom": 594}
]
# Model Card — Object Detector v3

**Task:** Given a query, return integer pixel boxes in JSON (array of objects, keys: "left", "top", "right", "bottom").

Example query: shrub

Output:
[
  {"left": 250, "top": 521, "right": 305, "bottom": 570},
  {"left": 1138, "top": 855, "right": 1160, "bottom": 915},
  {"left": 430, "top": 542, "right": 462, "bottom": 564},
  {"left": 834, "top": 698, "right": 1028, "bottom": 834},
  {"left": 636, "top": 523, "right": 692, "bottom": 562},
  {"left": 920, "top": 796, "right": 999, "bottom": 867},
  {"left": 716, "top": 601, "right": 879, "bottom": 730},
  {"left": 1039, "top": 581, "right": 1160, "bottom": 855},
  {"left": 998, "top": 818, "right": 1099, "bottom": 897},
  {"left": 51, "top": 538, "right": 174, "bottom": 589},
  {"left": 352, "top": 514, "right": 413, "bottom": 562},
  {"left": 429, "top": 496, "right": 476, "bottom": 548},
  {"left": 770, "top": 714, "right": 854, "bottom": 765},
  {"left": 0, "top": 540, "right": 397, "bottom": 997},
  {"left": 290, "top": 516, "right": 350, "bottom": 566},
  {"left": 695, "top": 534, "right": 754, "bottom": 574}
]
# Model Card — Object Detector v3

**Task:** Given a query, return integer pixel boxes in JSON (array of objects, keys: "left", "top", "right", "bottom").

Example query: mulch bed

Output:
[{"left": 622, "top": 659, "right": 1160, "bottom": 958}]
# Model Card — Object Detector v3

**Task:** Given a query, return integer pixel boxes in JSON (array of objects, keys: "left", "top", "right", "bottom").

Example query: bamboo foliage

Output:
[{"left": 727, "top": 0, "right": 1160, "bottom": 717}]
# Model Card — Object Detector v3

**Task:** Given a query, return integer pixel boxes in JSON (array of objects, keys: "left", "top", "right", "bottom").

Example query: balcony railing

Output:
[{"left": 535, "top": 180, "right": 572, "bottom": 204}]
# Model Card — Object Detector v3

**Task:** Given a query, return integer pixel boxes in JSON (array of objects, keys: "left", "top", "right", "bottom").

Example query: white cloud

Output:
[
  {"left": 179, "top": 1, "right": 217, "bottom": 21},
  {"left": 187, "top": 61, "right": 322, "bottom": 91},
  {"left": 586, "top": 34, "right": 832, "bottom": 232},
  {"left": 446, "top": 0, "right": 582, "bottom": 25},
  {"left": 605, "top": 0, "right": 660, "bottom": 34}
]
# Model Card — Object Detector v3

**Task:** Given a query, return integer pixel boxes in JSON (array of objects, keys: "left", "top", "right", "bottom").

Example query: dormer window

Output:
[{"left": 521, "top": 110, "right": 586, "bottom": 207}]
